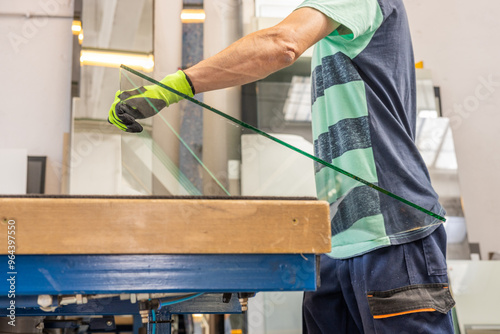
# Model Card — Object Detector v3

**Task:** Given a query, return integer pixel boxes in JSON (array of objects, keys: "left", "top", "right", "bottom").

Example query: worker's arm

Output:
[
  {"left": 108, "top": 7, "right": 339, "bottom": 132},
  {"left": 184, "top": 7, "right": 339, "bottom": 93}
]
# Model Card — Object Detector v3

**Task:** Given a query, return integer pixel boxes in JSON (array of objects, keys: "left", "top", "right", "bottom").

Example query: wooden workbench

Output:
[
  {"left": 0, "top": 196, "right": 331, "bottom": 255},
  {"left": 0, "top": 196, "right": 331, "bottom": 318}
]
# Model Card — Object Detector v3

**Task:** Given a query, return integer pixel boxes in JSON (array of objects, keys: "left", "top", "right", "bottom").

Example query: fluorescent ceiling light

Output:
[
  {"left": 181, "top": 9, "right": 206, "bottom": 23},
  {"left": 80, "top": 49, "right": 154, "bottom": 72}
]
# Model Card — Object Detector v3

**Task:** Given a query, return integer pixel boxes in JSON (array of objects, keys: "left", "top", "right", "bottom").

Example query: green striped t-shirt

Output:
[{"left": 297, "top": 0, "right": 445, "bottom": 258}]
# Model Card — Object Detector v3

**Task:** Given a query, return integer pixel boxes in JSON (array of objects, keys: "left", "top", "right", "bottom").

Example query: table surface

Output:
[{"left": 0, "top": 196, "right": 331, "bottom": 255}]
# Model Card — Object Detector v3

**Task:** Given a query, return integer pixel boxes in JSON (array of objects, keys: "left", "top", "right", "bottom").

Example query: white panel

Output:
[
  {"left": 449, "top": 261, "right": 500, "bottom": 333},
  {"left": 416, "top": 117, "right": 458, "bottom": 170},
  {"left": 248, "top": 293, "right": 265, "bottom": 333},
  {"left": 416, "top": 69, "right": 437, "bottom": 113},
  {"left": 0, "top": 149, "right": 28, "bottom": 195},
  {"left": 241, "top": 134, "right": 316, "bottom": 197},
  {"left": 283, "top": 76, "right": 312, "bottom": 122},
  {"left": 0, "top": 1, "right": 74, "bottom": 194},
  {"left": 248, "top": 291, "right": 303, "bottom": 334},
  {"left": 0, "top": 0, "right": 73, "bottom": 17},
  {"left": 444, "top": 216, "right": 467, "bottom": 244},
  {"left": 69, "top": 133, "right": 122, "bottom": 195}
]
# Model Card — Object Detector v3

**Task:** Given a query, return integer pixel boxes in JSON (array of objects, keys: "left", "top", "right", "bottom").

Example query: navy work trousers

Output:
[{"left": 303, "top": 224, "right": 455, "bottom": 333}]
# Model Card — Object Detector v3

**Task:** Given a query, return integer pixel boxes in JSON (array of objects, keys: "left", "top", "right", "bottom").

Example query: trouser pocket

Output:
[
  {"left": 367, "top": 283, "right": 455, "bottom": 319},
  {"left": 422, "top": 225, "right": 448, "bottom": 276}
]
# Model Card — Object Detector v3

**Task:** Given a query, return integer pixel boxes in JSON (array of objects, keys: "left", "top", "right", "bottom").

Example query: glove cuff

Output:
[
  {"left": 158, "top": 70, "right": 195, "bottom": 105},
  {"left": 183, "top": 71, "right": 196, "bottom": 95}
]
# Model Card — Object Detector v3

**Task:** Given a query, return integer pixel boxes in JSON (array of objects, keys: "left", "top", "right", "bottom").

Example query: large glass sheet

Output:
[
  {"left": 118, "top": 65, "right": 445, "bottom": 243},
  {"left": 82, "top": 0, "right": 153, "bottom": 53}
]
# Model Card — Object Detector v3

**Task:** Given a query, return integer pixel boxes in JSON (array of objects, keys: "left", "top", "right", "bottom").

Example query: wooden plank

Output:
[{"left": 0, "top": 198, "right": 331, "bottom": 255}]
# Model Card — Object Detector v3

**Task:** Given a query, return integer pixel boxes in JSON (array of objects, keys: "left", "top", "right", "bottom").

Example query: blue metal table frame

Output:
[{"left": 1, "top": 253, "right": 318, "bottom": 332}]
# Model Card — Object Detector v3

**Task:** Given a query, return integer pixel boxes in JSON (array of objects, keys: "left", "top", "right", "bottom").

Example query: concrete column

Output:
[
  {"left": 151, "top": 0, "right": 183, "bottom": 195},
  {"left": 203, "top": 0, "right": 242, "bottom": 195}
]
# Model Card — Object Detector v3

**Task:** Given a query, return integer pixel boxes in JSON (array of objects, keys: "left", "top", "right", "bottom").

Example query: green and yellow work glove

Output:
[{"left": 108, "top": 70, "right": 195, "bottom": 133}]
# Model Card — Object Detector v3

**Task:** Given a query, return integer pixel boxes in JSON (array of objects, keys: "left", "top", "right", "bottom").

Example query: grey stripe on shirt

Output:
[
  {"left": 314, "top": 116, "right": 372, "bottom": 173},
  {"left": 312, "top": 52, "right": 362, "bottom": 104}
]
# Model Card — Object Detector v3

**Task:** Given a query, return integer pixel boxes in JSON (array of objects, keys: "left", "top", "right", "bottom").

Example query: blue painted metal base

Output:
[
  {"left": 1, "top": 254, "right": 317, "bottom": 295},
  {"left": 0, "top": 254, "right": 318, "bottom": 318}
]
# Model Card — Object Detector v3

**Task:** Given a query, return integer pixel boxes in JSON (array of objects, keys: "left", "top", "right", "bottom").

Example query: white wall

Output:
[
  {"left": 203, "top": 0, "right": 243, "bottom": 195},
  {"left": 151, "top": 0, "right": 183, "bottom": 195},
  {"left": 0, "top": 0, "right": 74, "bottom": 194},
  {"left": 69, "top": 132, "right": 122, "bottom": 195},
  {"left": 449, "top": 260, "right": 500, "bottom": 332},
  {"left": 405, "top": 0, "right": 500, "bottom": 260},
  {"left": 0, "top": 149, "right": 27, "bottom": 194}
]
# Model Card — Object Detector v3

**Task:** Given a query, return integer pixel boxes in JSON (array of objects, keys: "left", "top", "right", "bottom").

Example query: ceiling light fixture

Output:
[
  {"left": 181, "top": 9, "right": 206, "bottom": 23},
  {"left": 80, "top": 49, "right": 154, "bottom": 72},
  {"left": 72, "top": 20, "right": 82, "bottom": 34}
]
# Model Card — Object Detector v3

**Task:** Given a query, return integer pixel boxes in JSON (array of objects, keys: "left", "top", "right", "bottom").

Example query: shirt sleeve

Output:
[{"left": 296, "top": 0, "right": 380, "bottom": 40}]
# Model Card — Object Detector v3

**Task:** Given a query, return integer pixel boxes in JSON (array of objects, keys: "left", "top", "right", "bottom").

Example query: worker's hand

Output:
[{"left": 108, "top": 70, "right": 194, "bottom": 133}]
